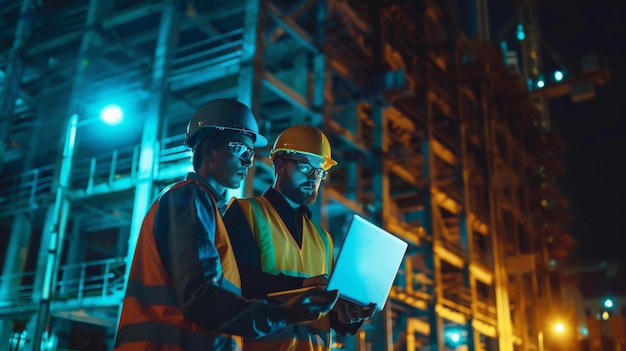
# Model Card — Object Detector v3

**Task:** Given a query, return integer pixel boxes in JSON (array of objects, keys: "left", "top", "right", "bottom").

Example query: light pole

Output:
[
  {"left": 32, "top": 108, "right": 123, "bottom": 350},
  {"left": 32, "top": 113, "right": 79, "bottom": 351}
]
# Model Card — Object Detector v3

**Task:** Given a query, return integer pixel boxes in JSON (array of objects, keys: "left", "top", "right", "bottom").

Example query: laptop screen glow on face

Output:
[{"left": 325, "top": 214, "right": 408, "bottom": 311}]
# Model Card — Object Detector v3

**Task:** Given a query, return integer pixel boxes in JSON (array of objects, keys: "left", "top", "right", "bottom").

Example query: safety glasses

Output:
[
  {"left": 228, "top": 142, "right": 255, "bottom": 164},
  {"left": 283, "top": 158, "right": 327, "bottom": 180}
]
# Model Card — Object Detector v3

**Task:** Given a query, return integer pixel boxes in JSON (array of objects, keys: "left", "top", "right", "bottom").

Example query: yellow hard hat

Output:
[{"left": 270, "top": 125, "right": 337, "bottom": 170}]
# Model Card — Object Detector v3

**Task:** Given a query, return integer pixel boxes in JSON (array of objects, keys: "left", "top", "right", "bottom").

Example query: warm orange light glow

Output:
[{"left": 554, "top": 323, "right": 565, "bottom": 333}]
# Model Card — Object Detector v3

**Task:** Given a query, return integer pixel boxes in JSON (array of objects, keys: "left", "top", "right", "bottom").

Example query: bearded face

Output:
[{"left": 274, "top": 154, "right": 326, "bottom": 205}]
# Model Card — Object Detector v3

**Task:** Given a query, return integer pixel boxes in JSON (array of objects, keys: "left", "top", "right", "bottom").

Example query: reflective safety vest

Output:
[
  {"left": 115, "top": 180, "right": 242, "bottom": 351},
  {"left": 234, "top": 196, "right": 334, "bottom": 351}
]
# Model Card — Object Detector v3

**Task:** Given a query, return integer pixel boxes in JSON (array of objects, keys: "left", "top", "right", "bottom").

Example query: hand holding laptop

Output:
[
  {"left": 285, "top": 287, "right": 339, "bottom": 324},
  {"left": 303, "top": 272, "right": 377, "bottom": 324},
  {"left": 333, "top": 300, "right": 376, "bottom": 324}
]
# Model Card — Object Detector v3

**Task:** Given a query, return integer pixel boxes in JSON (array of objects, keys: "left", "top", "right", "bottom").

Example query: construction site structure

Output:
[{"left": 0, "top": 0, "right": 608, "bottom": 350}]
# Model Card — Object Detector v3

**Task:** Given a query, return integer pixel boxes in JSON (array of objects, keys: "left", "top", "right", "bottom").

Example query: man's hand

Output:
[
  {"left": 333, "top": 298, "right": 377, "bottom": 324},
  {"left": 302, "top": 274, "right": 328, "bottom": 288},
  {"left": 285, "top": 288, "right": 339, "bottom": 324}
]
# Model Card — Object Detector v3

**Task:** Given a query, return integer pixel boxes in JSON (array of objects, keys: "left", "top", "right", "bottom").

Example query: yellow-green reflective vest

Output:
[{"left": 235, "top": 196, "right": 334, "bottom": 351}]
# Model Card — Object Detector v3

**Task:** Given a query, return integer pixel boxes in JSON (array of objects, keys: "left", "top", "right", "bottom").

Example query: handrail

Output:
[
  {"left": 160, "top": 133, "right": 191, "bottom": 164},
  {"left": 0, "top": 133, "right": 195, "bottom": 217},
  {"left": 0, "top": 165, "right": 56, "bottom": 215},
  {"left": 0, "top": 257, "right": 126, "bottom": 308},
  {"left": 70, "top": 144, "right": 139, "bottom": 193}
]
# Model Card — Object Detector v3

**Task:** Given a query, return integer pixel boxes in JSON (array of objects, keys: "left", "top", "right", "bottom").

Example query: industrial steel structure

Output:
[{"left": 0, "top": 0, "right": 607, "bottom": 350}]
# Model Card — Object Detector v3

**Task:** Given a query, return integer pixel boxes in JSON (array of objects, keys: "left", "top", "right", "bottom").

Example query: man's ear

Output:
[{"left": 201, "top": 140, "right": 214, "bottom": 162}]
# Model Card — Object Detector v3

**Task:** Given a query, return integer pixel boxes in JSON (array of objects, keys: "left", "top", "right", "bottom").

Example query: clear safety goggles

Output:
[
  {"left": 283, "top": 158, "right": 327, "bottom": 180},
  {"left": 228, "top": 142, "right": 255, "bottom": 164}
]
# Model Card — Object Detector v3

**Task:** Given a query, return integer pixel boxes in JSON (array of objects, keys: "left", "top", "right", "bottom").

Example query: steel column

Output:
[
  {"left": 125, "top": 0, "right": 179, "bottom": 282},
  {"left": 232, "top": 0, "right": 266, "bottom": 200}
]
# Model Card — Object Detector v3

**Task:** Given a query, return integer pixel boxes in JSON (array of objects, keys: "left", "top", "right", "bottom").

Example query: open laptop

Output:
[{"left": 267, "top": 214, "right": 409, "bottom": 311}]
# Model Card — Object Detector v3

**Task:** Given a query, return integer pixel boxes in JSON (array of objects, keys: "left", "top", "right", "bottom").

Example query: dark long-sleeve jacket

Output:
[{"left": 115, "top": 173, "right": 289, "bottom": 351}]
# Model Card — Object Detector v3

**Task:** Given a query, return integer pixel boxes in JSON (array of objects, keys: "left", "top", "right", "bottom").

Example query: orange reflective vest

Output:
[
  {"left": 115, "top": 180, "right": 243, "bottom": 351},
  {"left": 232, "top": 196, "right": 334, "bottom": 351}
]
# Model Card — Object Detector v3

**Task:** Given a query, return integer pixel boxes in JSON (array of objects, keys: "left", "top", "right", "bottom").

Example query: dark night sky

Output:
[{"left": 537, "top": 0, "right": 626, "bottom": 267}]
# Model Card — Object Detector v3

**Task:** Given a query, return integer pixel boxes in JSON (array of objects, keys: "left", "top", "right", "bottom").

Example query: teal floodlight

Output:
[
  {"left": 100, "top": 105, "right": 124, "bottom": 125},
  {"left": 450, "top": 332, "right": 461, "bottom": 343},
  {"left": 554, "top": 70, "right": 564, "bottom": 82}
]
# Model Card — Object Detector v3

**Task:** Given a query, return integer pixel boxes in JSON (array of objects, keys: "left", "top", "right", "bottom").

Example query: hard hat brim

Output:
[
  {"left": 186, "top": 125, "right": 267, "bottom": 148},
  {"left": 271, "top": 148, "right": 337, "bottom": 170}
]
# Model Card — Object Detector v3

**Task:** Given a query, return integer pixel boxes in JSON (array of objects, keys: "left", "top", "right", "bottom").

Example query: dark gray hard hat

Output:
[{"left": 185, "top": 99, "right": 268, "bottom": 148}]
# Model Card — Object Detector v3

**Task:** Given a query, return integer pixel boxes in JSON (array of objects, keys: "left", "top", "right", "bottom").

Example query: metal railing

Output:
[
  {"left": 159, "top": 134, "right": 192, "bottom": 166},
  {"left": 55, "top": 257, "right": 127, "bottom": 301},
  {"left": 474, "top": 298, "right": 498, "bottom": 325},
  {"left": 0, "top": 257, "right": 126, "bottom": 309},
  {"left": 0, "top": 133, "right": 194, "bottom": 217},
  {"left": 71, "top": 145, "right": 140, "bottom": 194},
  {"left": 0, "top": 165, "right": 56, "bottom": 216},
  {"left": 0, "top": 270, "right": 36, "bottom": 306}
]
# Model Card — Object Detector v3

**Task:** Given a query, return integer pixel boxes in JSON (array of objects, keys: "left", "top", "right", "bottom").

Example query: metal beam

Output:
[
  {"left": 27, "top": 2, "right": 165, "bottom": 57},
  {"left": 126, "top": 0, "right": 179, "bottom": 277},
  {"left": 267, "top": 2, "right": 318, "bottom": 53},
  {"left": 261, "top": 71, "right": 311, "bottom": 115},
  {"left": 169, "top": 56, "right": 240, "bottom": 92}
]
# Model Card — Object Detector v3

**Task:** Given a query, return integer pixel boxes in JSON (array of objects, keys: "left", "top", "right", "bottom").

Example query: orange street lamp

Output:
[
  {"left": 539, "top": 322, "right": 566, "bottom": 351},
  {"left": 554, "top": 323, "right": 565, "bottom": 333}
]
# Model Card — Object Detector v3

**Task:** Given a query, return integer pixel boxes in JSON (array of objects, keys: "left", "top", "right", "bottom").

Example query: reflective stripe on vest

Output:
[
  {"left": 115, "top": 180, "right": 242, "bottom": 351},
  {"left": 236, "top": 196, "right": 334, "bottom": 351},
  {"left": 116, "top": 321, "right": 237, "bottom": 351}
]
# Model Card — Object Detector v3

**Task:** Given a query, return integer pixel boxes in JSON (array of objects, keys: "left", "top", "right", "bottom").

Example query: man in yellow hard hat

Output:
[
  {"left": 115, "top": 102, "right": 338, "bottom": 351},
  {"left": 224, "top": 125, "right": 376, "bottom": 351}
]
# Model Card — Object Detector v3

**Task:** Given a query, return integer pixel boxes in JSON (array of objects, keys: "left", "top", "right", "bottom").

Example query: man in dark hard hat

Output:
[{"left": 115, "top": 100, "right": 338, "bottom": 351}]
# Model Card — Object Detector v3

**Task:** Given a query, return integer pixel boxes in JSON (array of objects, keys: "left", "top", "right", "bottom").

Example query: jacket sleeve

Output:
[
  {"left": 329, "top": 312, "right": 364, "bottom": 335},
  {"left": 223, "top": 200, "right": 305, "bottom": 299},
  {"left": 154, "top": 185, "right": 288, "bottom": 337}
]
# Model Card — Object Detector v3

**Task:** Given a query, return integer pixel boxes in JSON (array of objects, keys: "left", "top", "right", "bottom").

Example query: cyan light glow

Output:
[{"left": 100, "top": 105, "right": 124, "bottom": 125}]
